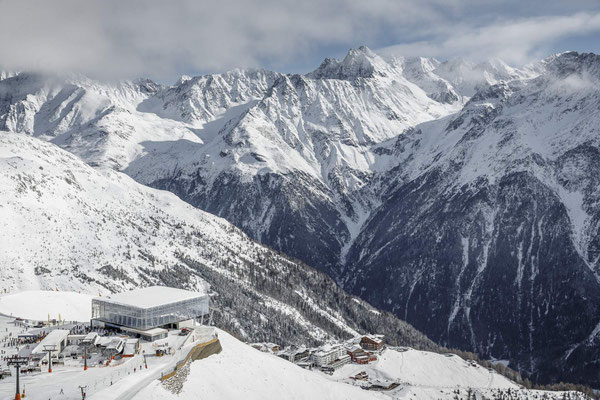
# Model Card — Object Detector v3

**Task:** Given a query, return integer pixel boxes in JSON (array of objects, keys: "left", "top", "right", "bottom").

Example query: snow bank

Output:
[{"left": 0, "top": 290, "right": 95, "bottom": 322}]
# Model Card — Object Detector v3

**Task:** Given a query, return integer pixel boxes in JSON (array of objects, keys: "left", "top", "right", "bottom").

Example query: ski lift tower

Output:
[
  {"left": 7, "top": 356, "right": 28, "bottom": 400},
  {"left": 43, "top": 344, "right": 57, "bottom": 373},
  {"left": 79, "top": 385, "right": 88, "bottom": 399},
  {"left": 83, "top": 345, "right": 88, "bottom": 371}
]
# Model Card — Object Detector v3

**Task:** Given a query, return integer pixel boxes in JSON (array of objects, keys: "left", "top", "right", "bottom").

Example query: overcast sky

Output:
[{"left": 1, "top": 0, "right": 599, "bottom": 83}]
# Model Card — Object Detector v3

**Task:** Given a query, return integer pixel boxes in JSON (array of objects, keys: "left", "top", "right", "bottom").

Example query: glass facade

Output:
[{"left": 91, "top": 295, "right": 209, "bottom": 330}]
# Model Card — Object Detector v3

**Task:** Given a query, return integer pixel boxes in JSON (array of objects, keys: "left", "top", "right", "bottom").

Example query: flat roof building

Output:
[
  {"left": 91, "top": 286, "right": 209, "bottom": 337},
  {"left": 31, "top": 329, "right": 70, "bottom": 363},
  {"left": 312, "top": 344, "right": 345, "bottom": 367}
]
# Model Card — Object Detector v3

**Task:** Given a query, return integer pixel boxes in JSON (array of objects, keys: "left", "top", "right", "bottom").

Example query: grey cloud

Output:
[
  {"left": 0, "top": 0, "right": 598, "bottom": 82},
  {"left": 0, "top": 0, "right": 435, "bottom": 80},
  {"left": 378, "top": 12, "right": 600, "bottom": 65}
]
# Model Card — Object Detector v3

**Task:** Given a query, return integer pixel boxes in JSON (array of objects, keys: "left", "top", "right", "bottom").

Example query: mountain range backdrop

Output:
[{"left": 1, "top": 0, "right": 600, "bottom": 392}]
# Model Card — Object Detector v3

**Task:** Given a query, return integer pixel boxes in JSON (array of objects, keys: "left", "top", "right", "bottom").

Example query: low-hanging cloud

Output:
[
  {"left": 0, "top": 0, "right": 598, "bottom": 82},
  {"left": 379, "top": 11, "right": 600, "bottom": 65}
]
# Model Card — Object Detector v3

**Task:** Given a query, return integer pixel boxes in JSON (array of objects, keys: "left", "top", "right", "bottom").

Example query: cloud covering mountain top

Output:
[
  {"left": 0, "top": 0, "right": 600, "bottom": 83},
  {"left": 1, "top": 0, "right": 599, "bottom": 82}
]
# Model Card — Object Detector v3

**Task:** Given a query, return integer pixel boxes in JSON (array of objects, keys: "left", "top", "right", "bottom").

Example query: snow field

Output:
[{"left": 0, "top": 290, "right": 95, "bottom": 322}]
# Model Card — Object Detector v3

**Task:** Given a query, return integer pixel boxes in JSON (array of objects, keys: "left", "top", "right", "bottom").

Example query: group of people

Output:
[
  {"left": 69, "top": 324, "right": 91, "bottom": 335},
  {"left": 2, "top": 332, "right": 33, "bottom": 351}
]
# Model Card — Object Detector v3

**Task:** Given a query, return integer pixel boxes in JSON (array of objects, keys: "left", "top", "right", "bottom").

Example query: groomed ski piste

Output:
[{"left": 0, "top": 290, "right": 588, "bottom": 400}]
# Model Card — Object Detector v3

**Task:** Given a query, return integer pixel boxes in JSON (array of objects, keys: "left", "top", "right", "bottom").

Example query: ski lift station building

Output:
[{"left": 91, "top": 286, "right": 209, "bottom": 341}]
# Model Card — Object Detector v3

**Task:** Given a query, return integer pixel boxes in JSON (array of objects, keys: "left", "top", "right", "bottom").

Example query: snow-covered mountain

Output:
[
  {"left": 0, "top": 71, "right": 204, "bottom": 171},
  {"left": 137, "top": 68, "right": 280, "bottom": 124},
  {"left": 0, "top": 132, "right": 434, "bottom": 350},
  {"left": 0, "top": 47, "right": 474, "bottom": 274},
  {"left": 123, "top": 46, "right": 469, "bottom": 274},
  {"left": 1, "top": 48, "right": 598, "bottom": 387},
  {"left": 343, "top": 51, "right": 600, "bottom": 387}
]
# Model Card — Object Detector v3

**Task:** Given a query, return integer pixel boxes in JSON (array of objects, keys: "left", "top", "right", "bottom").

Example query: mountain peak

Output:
[
  {"left": 346, "top": 45, "right": 377, "bottom": 58},
  {"left": 176, "top": 74, "right": 193, "bottom": 85},
  {"left": 307, "top": 46, "right": 384, "bottom": 80},
  {"left": 543, "top": 51, "right": 600, "bottom": 78}
]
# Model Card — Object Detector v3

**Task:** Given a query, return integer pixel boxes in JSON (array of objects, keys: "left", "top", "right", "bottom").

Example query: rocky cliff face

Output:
[{"left": 343, "top": 52, "right": 600, "bottom": 386}]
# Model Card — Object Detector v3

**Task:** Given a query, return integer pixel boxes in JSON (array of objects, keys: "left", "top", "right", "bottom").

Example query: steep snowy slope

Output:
[
  {"left": 344, "top": 52, "right": 600, "bottom": 387},
  {"left": 0, "top": 132, "right": 434, "bottom": 349},
  {"left": 137, "top": 68, "right": 280, "bottom": 125},
  {"left": 395, "top": 57, "right": 461, "bottom": 104}
]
